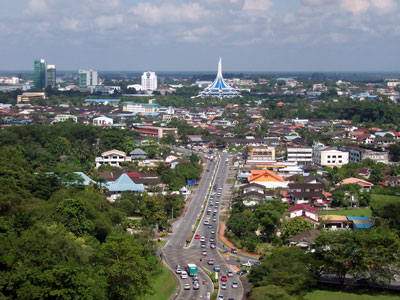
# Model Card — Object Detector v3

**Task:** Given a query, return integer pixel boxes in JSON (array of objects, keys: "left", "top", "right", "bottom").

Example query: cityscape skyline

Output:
[{"left": 1, "top": 0, "right": 400, "bottom": 72}]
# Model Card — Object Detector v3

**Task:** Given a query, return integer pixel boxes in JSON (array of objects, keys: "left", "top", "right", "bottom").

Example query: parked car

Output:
[
  {"left": 240, "top": 261, "right": 252, "bottom": 268},
  {"left": 231, "top": 248, "right": 237, "bottom": 254}
]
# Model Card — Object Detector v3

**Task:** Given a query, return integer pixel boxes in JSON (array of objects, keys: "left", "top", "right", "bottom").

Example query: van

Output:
[{"left": 181, "top": 271, "right": 188, "bottom": 279}]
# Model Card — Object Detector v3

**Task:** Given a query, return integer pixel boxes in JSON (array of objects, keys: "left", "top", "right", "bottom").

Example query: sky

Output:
[{"left": 0, "top": 0, "right": 400, "bottom": 72}]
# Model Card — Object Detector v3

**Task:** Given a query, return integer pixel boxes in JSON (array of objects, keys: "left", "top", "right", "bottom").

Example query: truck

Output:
[{"left": 186, "top": 264, "right": 198, "bottom": 276}]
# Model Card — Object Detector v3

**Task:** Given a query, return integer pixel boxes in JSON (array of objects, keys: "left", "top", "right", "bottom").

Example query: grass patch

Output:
[
  {"left": 319, "top": 208, "right": 372, "bottom": 218},
  {"left": 306, "top": 289, "right": 400, "bottom": 300},
  {"left": 371, "top": 194, "right": 400, "bottom": 202},
  {"left": 145, "top": 265, "right": 177, "bottom": 300},
  {"left": 156, "top": 239, "right": 167, "bottom": 248}
]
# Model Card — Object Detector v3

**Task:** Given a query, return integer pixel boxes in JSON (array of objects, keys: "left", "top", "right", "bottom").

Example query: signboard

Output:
[{"left": 187, "top": 179, "right": 195, "bottom": 186}]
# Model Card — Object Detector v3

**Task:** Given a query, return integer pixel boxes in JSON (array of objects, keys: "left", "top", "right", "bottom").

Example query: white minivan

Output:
[{"left": 181, "top": 271, "right": 188, "bottom": 279}]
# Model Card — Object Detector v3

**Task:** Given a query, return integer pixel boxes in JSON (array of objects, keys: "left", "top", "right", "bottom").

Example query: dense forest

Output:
[{"left": 0, "top": 123, "right": 202, "bottom": 299}]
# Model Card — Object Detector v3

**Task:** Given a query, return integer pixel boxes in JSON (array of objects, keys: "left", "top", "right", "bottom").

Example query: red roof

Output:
[
  {"left": 127, "top": 172, "right": 140, "bottom": 178},
  {"left": 277, "top": 102, "right": 284, "bottom": 107},
  {"left": 289, "top": 204, "right": 318, "bottom": 214}
]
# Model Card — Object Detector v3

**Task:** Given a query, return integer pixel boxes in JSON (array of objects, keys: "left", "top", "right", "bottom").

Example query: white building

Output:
[
  {"left": 287, "top": 147, "right": 313, "bottom": 166},
  {"left": 313, "top": 148, "right": 349, "bottom": 167},
  {"left": 95, "top": 149, "right": 131, "bottom": 168},
  {"left": 127, "top": 84, "right": 143, "bottom": 91},
  {"left": 79, "top": 69, "right": 99, "bottom": 88},
  {"left": 141, "top": 71, "right": 157, "bottom": 91},
  {"left": 93, "top": 116, "right": 113, "bottom": 126}
]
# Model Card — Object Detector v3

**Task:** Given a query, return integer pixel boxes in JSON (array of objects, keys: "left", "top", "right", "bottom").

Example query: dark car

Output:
[{"left": 237, "top": 269, "right": 248, "bottom": 275}]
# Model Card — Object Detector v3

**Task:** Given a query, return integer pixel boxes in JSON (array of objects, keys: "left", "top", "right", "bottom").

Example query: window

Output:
[
  {"left": 327, "top": 155, "right": 331, "bottom": 158},
  {"left": 338, "top": 155, "right": 342, "bottom": 158},
  {"left": 339, "top": 160, "right": 342, "bottom": 163}
]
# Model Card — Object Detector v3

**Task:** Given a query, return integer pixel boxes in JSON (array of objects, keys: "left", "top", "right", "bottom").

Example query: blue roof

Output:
[
  {"left": 347, "top": 216, "right": 370, "bottom": 221},
  {"left": 74, "top": 172, "right": 96, "bottom": 185},
  {"left": 354, "top": 223, "right": 374, "bottom": 229},
  {"left": 84, "top": 99, "right": 120, "bottom": 102},
  {"left": 105, "top": 173, "right": 144, "bottom": 192}
]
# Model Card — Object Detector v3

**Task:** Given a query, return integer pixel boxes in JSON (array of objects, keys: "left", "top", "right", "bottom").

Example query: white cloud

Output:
[
  {"left": 242, "top": 0, "right": 272, "bottom": 11},
  {"left": 370, "top": 0, "right": 397, "bottom": 14},
  {"left": 61, "top": 18, "right": 81, "bottom": 31},
  {"left": 130, "top": 2, "right": 209, "bottom": 25},
  {"left": 28, "top": 0, "right": 49, "bottom": 13},
  {"left": 95, "top": 14, "right": 124, "bottom": 30},
  {"left": 340, "top": 0, "right": 370, "bottom": 15}
]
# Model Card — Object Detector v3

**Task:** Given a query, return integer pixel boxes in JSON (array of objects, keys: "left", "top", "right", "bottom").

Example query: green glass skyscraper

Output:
[{"left": 34, "top": 59, "right": 46, "bottom": 89}]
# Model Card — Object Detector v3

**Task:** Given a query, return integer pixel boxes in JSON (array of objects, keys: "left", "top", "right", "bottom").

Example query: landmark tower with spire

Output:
[{"left": 201, "top": 58, "right": 239, "bottom": 98}]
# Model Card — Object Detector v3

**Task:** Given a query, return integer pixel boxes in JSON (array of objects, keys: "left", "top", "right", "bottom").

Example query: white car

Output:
[
  {"left": 200, "top": 236, "right": 206, "bottom": 242},
  {"left": 184, "top": 283, "right": 190, "bottom": 290},
  {"left": 240, "top": 261, "right": 252, "bottom": 268},
  {"left": 181, "top": 271, "right": 188, "bottom": 279},
  {"left": 204, "top": 220, "right": 209, "bottom": 225},
  {"left": 221, "top": 282, "right": 227, "bottom": 290},
  {"left": 232, "top": 282, "right": 238, "bottom": 288}
]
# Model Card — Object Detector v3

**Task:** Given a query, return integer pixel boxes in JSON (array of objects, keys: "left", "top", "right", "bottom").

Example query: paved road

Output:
[
  {"left": 192, "top": 152, "right": 244, "bottom": 300},
  {"left": 164, "top": 154, "right": 217, "bottom": 299},
  {"left": 163, "top": 150, "right": 245, "bottom": 300}
]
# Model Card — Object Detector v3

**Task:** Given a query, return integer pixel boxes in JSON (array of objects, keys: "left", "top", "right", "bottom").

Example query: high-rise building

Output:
[
  {"left": 34, "top": 59, "right": 47, "bottom": 89},
  {"left": 46, "top": 65, "right": 56, "bottom": 88},
  {"left": 141, "top": 71, "right": 157, "bottom": 91},
  {"left": 79, "top": 69, "right": 99, "bottom": 88}
]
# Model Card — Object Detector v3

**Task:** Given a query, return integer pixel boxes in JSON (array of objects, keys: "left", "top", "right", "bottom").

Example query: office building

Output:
[
  {"left": 46, "top": 65, "right": 56, "bottom": 88},
  {"left": 79, "top": 69, "right": 99, "bottom": 88},
  {"left": 245, "top": 146, "right": 276, "bottom": 163},
  {"left": 287, "top": 147, "right": 313, "bottom": 166},
  {"left": 313, "top": 147, "right": 349, "bottom": 167},
  {"left": 141, "top": 71, "right": 157, "bottom": 91},
  {"left": 34, "top": 59, "right": 46, "bottom": 89}
]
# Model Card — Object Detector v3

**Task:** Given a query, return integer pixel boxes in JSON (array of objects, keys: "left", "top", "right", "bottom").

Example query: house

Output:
[
  {"left": 104, "top": 173, "right": 144, "bottom": 202},
  {"left": 127, "top": 172, "right": 162, "bottom": 188},
  {"left": 289, "top": 204, "right": 318, "bottom": 222},
  {"left": 319, "top": 215, "right": 352, "bottom": 230},
  {"left": 288, "top": 229, "right": 320, "bottom": 250},
  {"left": 247, "top": 169, "right": 288, "bottom": 189},
  {"left": 95, "top": 149, "right": 130, "bottom": 168},
  {"left": 53, "top": 114, "right": 78, "bottom": 123},
  {"left": 165, "top": 153, "right": 180, "bottom": 164},
  {"left": 129, "top": 148, "right": 148, "bottom": 160},
  {"left": 320, "top": 215, "right": 373, "bottom": 230},
  {"left": 340, "top": 177, "right": 373, "bottom": 191},
  {"left": 93, "top": 115, "right": 113, "bottom": 126},
  {"left": 374, "top": 137, "right": 395, "bottom": 149},
  {"left": 240, "top": 182, "right": 265, "bottom": 195},
  {"left": 384, "top": 175, "right": 400, "bottom": 187},
  {"left": 287, "top": 183, "right": 325, "bottom": 206}
]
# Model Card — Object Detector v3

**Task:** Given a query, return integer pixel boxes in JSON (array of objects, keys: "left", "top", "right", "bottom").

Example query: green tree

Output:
[
  {"left": 56, "top": 198, "right": 93, "bottom": 236},
  {"left": 355, "top": 227, "right": 400, "bottom": 287},
  {"left": 314, "top": 230, "right": 361, "bottom": 286},
  {"left": 281, "top": 218, "right": 314, "bottom": 242},
  {"left": 248, "top": 247, "right": 316, "bottom": 296},
  {"left": 98, "top": 233, "right": 160, "bottom": 300}
]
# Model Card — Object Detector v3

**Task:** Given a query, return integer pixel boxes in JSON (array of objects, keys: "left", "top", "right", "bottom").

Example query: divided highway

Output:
[{"left": 163, "top": 151, "right": 244, "bottom": 300}]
